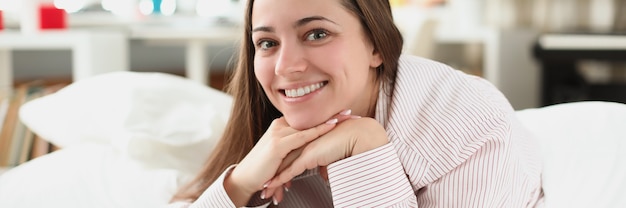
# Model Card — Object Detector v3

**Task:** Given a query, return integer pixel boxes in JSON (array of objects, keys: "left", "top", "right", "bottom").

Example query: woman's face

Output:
[{"left": 251, "top": 0, "right": 382, "bottom": 130}]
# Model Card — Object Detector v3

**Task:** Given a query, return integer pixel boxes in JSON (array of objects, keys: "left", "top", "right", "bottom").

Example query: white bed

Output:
[{"left": 0, "top": 72, "right": 624, "bottom": 208}]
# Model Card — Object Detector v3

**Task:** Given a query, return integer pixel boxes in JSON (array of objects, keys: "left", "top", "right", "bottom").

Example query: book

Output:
[
  {"left": 28, "top": 83, "right": 67, "bottom": 159},
  {"left": 0, "top": 97, "right": 9, "bottom": 164},
  {"left": 18, "top": 126, "right": 35, "bottom": 164},
  {"left": 0, "top": 89, "right": 20, "bottom": 166},
  {"left": 6, "top": 83, "right": 38, "bottom": 166},
  {"left": 29, "top": 135, "right": 50, "bottom": 160},
  {"left": 17, "top": 85, "right": 44, "bottom": 164},
  {"left": 0, "top": 98, "right": 9, "bottom": 139}
]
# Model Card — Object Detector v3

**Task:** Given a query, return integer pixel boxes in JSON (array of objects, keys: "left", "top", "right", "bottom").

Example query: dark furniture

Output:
[{"left": 533, "top": 33, "right": 626, "bottom": 106}]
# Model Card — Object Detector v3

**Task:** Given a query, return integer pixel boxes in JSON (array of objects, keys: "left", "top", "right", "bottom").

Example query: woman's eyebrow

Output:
[
  {"left": 252, "top": 26, "right": 273, "bottom": 33},
  {"left": 294, "top": 16, "right": 338, "bottom": 28},
  {"left": 252, "top": 16, "right": 338, "bottom": 33}
]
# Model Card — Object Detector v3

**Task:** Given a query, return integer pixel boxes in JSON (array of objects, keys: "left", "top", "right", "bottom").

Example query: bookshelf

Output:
[{"left": 0, "top": 81, "right": 66, "bottom": 168}]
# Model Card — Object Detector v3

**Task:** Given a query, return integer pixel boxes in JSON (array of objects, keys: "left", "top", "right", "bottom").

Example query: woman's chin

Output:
[{"left": 284, "top": 116, "right": 323, "bottom": 131}]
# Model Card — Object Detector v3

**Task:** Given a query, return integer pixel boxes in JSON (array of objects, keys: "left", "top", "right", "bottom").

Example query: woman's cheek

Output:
[{"left": 254, "top": 61, "right": 273, "bottom": 88}]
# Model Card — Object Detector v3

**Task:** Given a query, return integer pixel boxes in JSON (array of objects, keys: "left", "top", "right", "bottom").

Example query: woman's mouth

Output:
[{"left": 281, "top": 81, "right": 328, "bottom": 98}]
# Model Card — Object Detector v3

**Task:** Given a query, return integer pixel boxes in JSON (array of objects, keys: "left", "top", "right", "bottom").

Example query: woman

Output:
[{"left": 170, "top": 0, "right": 544, "bottom": 207}]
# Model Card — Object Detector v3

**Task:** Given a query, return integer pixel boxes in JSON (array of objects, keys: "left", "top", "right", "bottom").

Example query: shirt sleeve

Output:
[
  {"left": 327, "top": 143, "right": 418, "bottom": 207},
  {"left": 416, "top": 137, "right": 543, "bottom": 207},
  {"left": 166, "top": 165, "right": 239, "bottom": 208}
]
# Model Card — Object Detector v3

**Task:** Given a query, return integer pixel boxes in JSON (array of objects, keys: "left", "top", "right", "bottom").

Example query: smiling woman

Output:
[
  {"left": 251, "top": 0, "right": 384, "bottom": 130},
  {"left": 169, "top": 0, "right": 544, "bottom": 207}
]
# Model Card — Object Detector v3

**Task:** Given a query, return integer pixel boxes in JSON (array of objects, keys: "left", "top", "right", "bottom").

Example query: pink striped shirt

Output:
[{"left": 169, "top": 55, "right": 544, "bottom": 207}]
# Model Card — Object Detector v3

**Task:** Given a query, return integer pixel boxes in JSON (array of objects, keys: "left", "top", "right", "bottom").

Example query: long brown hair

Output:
[{"left": 171, "top": 0, "right": 403, "bottom": 202}]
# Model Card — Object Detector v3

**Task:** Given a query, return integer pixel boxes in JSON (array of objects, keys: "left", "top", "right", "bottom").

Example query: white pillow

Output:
[
  {"left": 0, "top": 144, "right": 181, "bottom": 208},
  {"left": 18, "top": 71, "right": 233, "bottom": 177},
  {"left": 516, "top": 101, "right": 626, "bottom": 208}
]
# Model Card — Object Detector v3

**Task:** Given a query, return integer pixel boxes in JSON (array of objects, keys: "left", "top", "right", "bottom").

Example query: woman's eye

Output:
[
  {"left": 258, "top": 40, "right": 277, "bottom": 50},
  {"left": 305, "top": 30, "right": 328, "bottom": 41}
]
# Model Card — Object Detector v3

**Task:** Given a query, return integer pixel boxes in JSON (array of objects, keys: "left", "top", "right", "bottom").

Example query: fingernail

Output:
[
  {"left": 260, "top": 189, "right": 266, "bottom": 199},
  {"left": 283, "top": 185, "right": 289, "bottom": 192},
  {"left": 325, "top": 118, "right": 338, "bottom": 124},
  {"left": 273, "top": 197, "right": 279, "bottom": 205},
  {"left": 262, "top": 181, "right": 270, "bottom": 188},
  {"left": 340, "top": 109, "right": 352, "bottom": 115},
  {"left": 350, "top": 115, "right": 362, "bottom": 119}
]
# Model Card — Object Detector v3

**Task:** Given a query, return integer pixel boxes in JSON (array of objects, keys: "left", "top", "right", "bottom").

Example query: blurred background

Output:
[{"left": 1, "top": 0, "right": 625, "bottom": 109}]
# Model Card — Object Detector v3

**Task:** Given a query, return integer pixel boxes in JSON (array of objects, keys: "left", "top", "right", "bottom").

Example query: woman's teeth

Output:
[{"left": 285, "top": 82, "right": 326, "bottom": 98}]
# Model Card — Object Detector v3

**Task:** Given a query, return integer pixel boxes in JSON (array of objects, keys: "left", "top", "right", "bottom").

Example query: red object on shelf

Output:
[
  {"left": 0, "top": 10, "right": 4, "bottom": 30},
  {"left": 39, "top": 4, "right": 67, "bottom": 29}
]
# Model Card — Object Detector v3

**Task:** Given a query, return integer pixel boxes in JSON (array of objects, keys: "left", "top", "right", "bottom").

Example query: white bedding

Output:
[
  {"left": 2, "top": 71, "right": 626, "bottom": 208},
  {"left": 516, "top": 101, "right": 626, "bottom": 208},
  {"left": 0, "top": 144, "right": 180, "bottom": 208},
  {"left": 0, "top": 72, "right": 232, "bottom": 208}
]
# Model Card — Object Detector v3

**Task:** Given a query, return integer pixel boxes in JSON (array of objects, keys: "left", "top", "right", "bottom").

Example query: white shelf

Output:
[
  {"left": 130, "top": 25, "right": 240, "bottom": 43},
  {"left": 2, "top": 15, "right": 240, "bottom": 87},
  {"left": 539, "top": 34, "right": 626, "bottom": 50},
  {"left": 129, "top": 24, "right": 240, "bottom": 84},
  {"left": 0, "top": 29, "right": 129, "bottom": 95}
]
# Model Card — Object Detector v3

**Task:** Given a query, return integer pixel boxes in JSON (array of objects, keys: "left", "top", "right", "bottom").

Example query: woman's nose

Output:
[{"left": 274, "top": 43, "right": 307, "bottom": 76}]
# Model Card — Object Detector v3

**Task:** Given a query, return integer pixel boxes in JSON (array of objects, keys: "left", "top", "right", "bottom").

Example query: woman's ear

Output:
[{"left": 369, "top": 49, "right": 383, "bottom": 68}]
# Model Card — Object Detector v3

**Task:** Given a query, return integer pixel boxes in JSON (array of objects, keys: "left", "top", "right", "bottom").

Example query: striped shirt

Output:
[{"left": 168, "top": 55, "right": 544, "bottom": 207}]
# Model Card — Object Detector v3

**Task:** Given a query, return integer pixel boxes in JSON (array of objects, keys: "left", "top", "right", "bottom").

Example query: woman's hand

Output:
[
  {"left": 266, "top": 116, "right": 389, "bottom": 201},
  {"left": 224, "top": 117, "right": 338, "bottom": 207}
]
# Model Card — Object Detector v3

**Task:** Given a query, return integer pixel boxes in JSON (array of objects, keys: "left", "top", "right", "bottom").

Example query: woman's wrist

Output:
[
  {"left": 223, "top": 168, "right": 256, "bottom": 207},
  {"left": 351, "top": 119, "right": 388, "bottom": 156}
]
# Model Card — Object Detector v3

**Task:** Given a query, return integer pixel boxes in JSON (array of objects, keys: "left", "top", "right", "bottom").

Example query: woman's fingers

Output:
[
  {"left": 269, "top": 150, "right": 319, "bottom": 187},
  {"left": 278, "top": 112, "right": 354, "bottom": 155},
  {"left": 277, "top": 147, "right": 303, "bottom": 173},
  {"left": 262, "top": 186, "right": 278, "bottom": 201},
  {"left": 275, "top": 109, "right": 354, "bottom": 162},
  {"left": 252, "top": 110, "right": 357, "bottom": 202},
  {"left": 267, "top": 111, "right": 356, "bottom": 187},
  {"left": 259, "top": 181, "right": 291, "bottom": 203},
  {"left": 273, "top": 186, "right": 284, "bottom": 205},
  {"left": 319, "top": 166, "right": 328, "bottom": 182},
  {"left": 269, "top": 116, "right": 366, "bottom": 187},
  {"left": 273, "top": 116, "right": 342, "bottom": 171},
  {"left": 277, "top": 117, "right": 338, "bottom": 153},
  {"left": 285, "top": 181, "right": 292, "bottom": 191},
  {"left": 264, "top": 179, "right": 292, "bottom": 205}
]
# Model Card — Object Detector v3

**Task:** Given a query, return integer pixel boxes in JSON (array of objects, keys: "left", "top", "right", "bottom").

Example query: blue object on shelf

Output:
[{"left": 152, "top": 0, "right": 162, "bottom": 14}]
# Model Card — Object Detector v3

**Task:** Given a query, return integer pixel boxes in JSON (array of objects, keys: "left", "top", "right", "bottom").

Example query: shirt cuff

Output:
[
  {"left": 194, "top": 165, "right": 238, "bottom": 208},
  {"left": 327, "top": 143, "right": 415, "bottom": 207}
]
